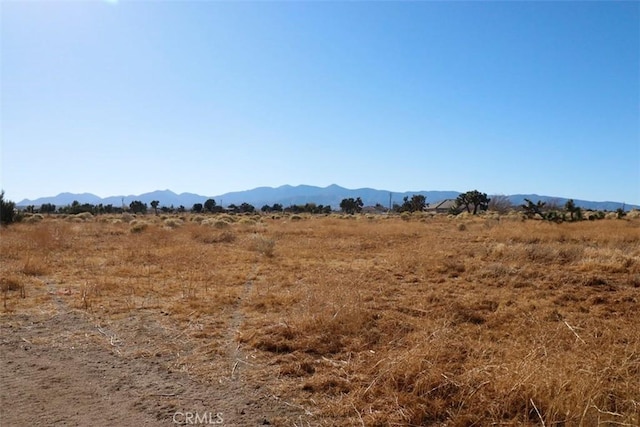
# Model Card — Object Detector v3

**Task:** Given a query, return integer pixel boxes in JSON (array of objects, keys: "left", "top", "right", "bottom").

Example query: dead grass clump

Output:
[
  {"left": 583, "top": 276, "right": 608, "bottom": 287},
  {"left": 525, "top": 244, "right": 559, "bottom": 262},
  {"left": 163, "top": 218, "right": 183, "bottom": 228},
  {"left": 129, "top": 221, "right": 148, "bottom": 233},
  {"left": 190, "top": 215, "right": 206, "bottom": 223},
  {"left": 74, "top": 212, "right": 94, "bottom": 221},
  {"left": 202, "top": 218, "right": 231, "bottom": 229},
  {"left": 24, "top": 214, "right": 44, "bottom": 223},
  {"left": 21, "top": 256, "right": 48, "bottom": 276},
  {"left": 1, "top": 275, "right": 23, "bottom": 292},
  {"left": 249, "top": 235, "right": 275, "bottom": 257},
  {"left": 121, "top": 212, "right": 134, "bottom": 223},
  {"left": 192, "top": 228, "right": 236, "bottom": 244},
  {"left": 216, "top": 214, "right": 235, "bottom": 223},
  {"left": 436, "top": 258, "right": 466, "bottom": 277},
  {"left": 238, "top": 217, "right": 257, "bottom": 226},
  {"left": 627, "top": 209, "right": 640, "bottom": 219},
  {"left": 1, "top": 275, "right": 25, "bottom": 309}
]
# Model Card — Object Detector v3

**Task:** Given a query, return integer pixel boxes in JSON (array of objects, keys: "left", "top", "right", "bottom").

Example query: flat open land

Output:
[{"left": 1, "top": 213, "right": 639, "bottom": 426}]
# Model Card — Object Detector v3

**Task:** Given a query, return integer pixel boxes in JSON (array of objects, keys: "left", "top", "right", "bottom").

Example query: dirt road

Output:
[{"left": 0, "top": 284, "right": 311, "bottom": 426}]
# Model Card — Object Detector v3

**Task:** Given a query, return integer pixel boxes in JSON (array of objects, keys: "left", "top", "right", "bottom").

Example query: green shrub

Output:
[{"left": 0, "top": 191, "right": 17, "bottom": 225}]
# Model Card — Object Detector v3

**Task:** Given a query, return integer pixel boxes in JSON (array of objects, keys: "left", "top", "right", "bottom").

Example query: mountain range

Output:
[{"left": 17, "top": 184, "right": 635, "bottom": 212}]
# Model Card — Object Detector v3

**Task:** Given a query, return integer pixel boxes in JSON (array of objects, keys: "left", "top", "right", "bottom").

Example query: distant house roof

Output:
[{"left": 426, "top": 199, "right": 457, "bottom": 211}]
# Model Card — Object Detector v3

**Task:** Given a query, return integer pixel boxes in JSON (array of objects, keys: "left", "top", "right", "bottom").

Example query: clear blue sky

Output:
[{"left": 2, "top": 1, "right": 639, "bottom": 204}]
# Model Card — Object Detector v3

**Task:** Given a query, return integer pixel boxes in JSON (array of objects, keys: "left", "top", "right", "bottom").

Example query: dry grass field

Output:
[{"left": 1, "top": 212, "right": 639, "bottom": 426}]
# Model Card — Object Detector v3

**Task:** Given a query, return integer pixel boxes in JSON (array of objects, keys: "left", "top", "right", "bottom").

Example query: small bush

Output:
[
  {"left": 202, "top": 218, "right": 231, "bottom": 229},
  {"left": 238, "top": 218, "right": 257, "bottom": 226},
  {"left": 627, "top": 209, "right": 640, "bottom": 219},
  {"left": 22, "top": 256, "right": 48, "bottom": 276},
  {"left": 130, "top": 221, "right": 148, "bottom": 233},
  {"left": 164, "top": 218, "right": 183, "bottom": 228},
  {"left": 121, "top": 212, "right": 134, "bottom": 223},
  {"left": 25, "top": 214, "right": 44, "bottom": 223},
  {"left": 250, "top": 235, "right": 276, "bottom": 257},
  {"left": 217, "top": 230, "right": 236, "bottom": 243},
  {"left": 75, "top": 212, "right": 94, "bottom": 221}
]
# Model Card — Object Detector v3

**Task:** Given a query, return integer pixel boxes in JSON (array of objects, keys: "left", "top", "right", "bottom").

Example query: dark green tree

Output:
[
  {"left": 521, "top": 199, "right": 546, "bottom": 219},
  {"left": 397, "top": 195, "right": 427, "bottom": 212},
  {"left": 129, "top": 200, "right": 147, "bottom": 214},
  {"left": 150, "top": 200, "right": 160, "bottom": 215},
  {"left": 0, "top": 191, "right": 17, "bottom": 225},
  {"left": 455, "top": 190, "right": 490, "bottom": 214},
  {"left": 39, "top": 203, "right": 57, "bottom": 214},
  {"left": 239, "top": 202, "right": 255, "bottom": 213},
  {"left": 564, "top": 199, "right": 582, "bottom": 221},
  {"left": 192, "top": 203, "right": 203, "bottom": 213},
  {"left": 204, "top": 199, "right": 217, "bottom": 213},
  {"left": 339, "top": 197, "right": 363, "bottom": 214}
]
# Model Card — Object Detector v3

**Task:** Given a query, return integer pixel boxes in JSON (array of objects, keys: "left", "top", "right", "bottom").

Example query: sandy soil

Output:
[{"left": 0, "top": 280, "right": 311, "bottom": 427}]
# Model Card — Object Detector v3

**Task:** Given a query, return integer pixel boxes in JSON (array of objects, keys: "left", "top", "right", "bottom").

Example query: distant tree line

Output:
[
  {"left": 5, "top": 189, "right": 627, "bottom": 222},
  {"left": 261, "top": 203, "right": 332, "bottom": 214}
]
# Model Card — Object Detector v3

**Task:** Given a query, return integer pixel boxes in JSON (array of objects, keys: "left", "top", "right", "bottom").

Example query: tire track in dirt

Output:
[
  {"left": 1, "top": 274, "right": 313, "bottom": 426},
  {"left": 228, "top": 265, "right": 259, "bottom": 382}
]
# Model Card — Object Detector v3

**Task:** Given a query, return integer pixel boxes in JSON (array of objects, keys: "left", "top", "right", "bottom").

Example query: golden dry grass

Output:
[{"left": 1, "top": 214, "right": 638, "bottom": 425}]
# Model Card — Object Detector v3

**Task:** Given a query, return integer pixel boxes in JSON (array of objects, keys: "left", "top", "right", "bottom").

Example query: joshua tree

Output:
[{"left": 455, "top": 190, "right": 490, "bottom": 214}]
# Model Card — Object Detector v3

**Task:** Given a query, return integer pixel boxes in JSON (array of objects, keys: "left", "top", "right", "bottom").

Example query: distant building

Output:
[{"left": 426, "top": 199, "right": 457, "bottom": 213}]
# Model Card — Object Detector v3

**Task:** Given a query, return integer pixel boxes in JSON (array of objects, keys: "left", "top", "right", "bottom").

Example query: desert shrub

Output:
[
  {"left": 202, "top": 218, "right": 231, "bottom": 229},
  {"left": 217, "top": 214, "right": 236, "bottom": 223},
  {"left": 121, "top": 212, "right": 134, "bottom": 223},
  {"left": 130, "top": 221, "right": 148, "bottom": 233},
  {"left": 238, "top": 217, "right": 257, "bottom": 226},
  {"left": 627, "top": 209, "right": 640, "bottom": 219},
  {"left": 250, "top": 235, "right": 276, "bottom": 257},
  {"left": 75, "top": 212, "right": 94, "bottom": 221},
  {"left": 290, "top": 215, "right": 303, "bottom": 221},
  {"left": 21, "top": 256, "right": 48, "bottom": 276},
  {"left": 164, "top": 218, "right": 183, "bottom": 228},
  {"left": 217, "top": 230, "right": 236, "bottom": 243},
  {"left": 25, "top": 214, "right": 44, "bottom": 223}
]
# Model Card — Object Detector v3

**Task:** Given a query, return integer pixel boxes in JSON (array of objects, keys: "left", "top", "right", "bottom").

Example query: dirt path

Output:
[{"left": 0, "top": 276, "right": 312, "bottom": 426}]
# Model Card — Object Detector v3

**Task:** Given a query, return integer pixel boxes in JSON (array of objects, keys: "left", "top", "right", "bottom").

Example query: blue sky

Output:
[{"left": 2, "top": 1, "right": 639, "bottom": 204}]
